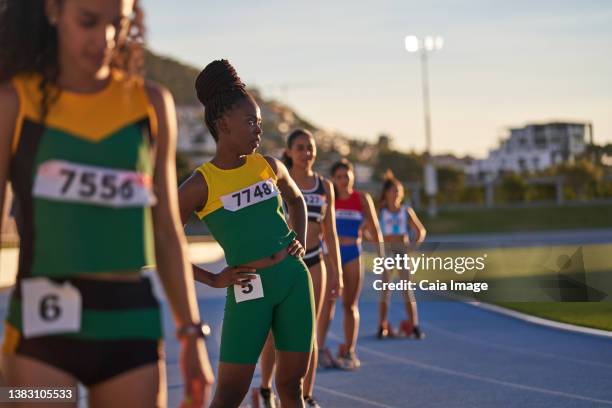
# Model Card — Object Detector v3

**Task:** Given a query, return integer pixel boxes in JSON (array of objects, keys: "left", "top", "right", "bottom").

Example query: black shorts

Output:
[
  {"left": 303, "top": 246, "right": 323, "bottom": 268},
  {"left": 3, "top": 277, "right": 163, "bottom": 386}
]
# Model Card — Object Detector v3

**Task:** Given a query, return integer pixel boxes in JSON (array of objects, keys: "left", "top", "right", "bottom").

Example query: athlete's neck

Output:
[
  {"left": 337, "top": 187, "right": 353, "bottom": 199},
  {"left": 211, "top": 144, "right": 249, "bottom": 170},
  {"left": 386, "top": 202, "right": 401, "bottom": 211},
  {"left": 289, "top": 166, "right": 315, "bottom": 188},
  {"left": 56, "top": 63, "right": 111, "bottom": 94}
]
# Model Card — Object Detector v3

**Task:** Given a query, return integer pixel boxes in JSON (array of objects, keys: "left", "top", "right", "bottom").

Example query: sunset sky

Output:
[{"left": 146, "top": 0, "right": 612, "bottom": 157}]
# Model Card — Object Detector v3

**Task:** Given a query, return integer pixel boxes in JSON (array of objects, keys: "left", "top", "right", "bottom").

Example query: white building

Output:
[
  {"left": 467, "top": 122, "right": 593, "bottom": 179},
  {"left": 176, "top": 106, "right": 216, "bottom": 164}
]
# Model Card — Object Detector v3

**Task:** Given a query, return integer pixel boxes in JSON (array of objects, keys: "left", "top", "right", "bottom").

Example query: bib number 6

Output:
[
  {"left": 22, "top": 278, "right": 82, "bottom": 338},
  {"left": 40, "top": 294, "right": 62, "bottom": 321}
]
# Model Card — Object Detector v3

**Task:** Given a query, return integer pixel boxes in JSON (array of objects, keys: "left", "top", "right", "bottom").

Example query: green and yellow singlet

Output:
[
  {"left": 195, "top": 154, "right": 296, "bottom": 265},
  {"left": 8, "top": 71, "right": 157, "bottom": 279}
]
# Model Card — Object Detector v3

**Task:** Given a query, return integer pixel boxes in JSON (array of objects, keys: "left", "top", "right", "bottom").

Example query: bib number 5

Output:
[{"left": 234, "top": 275, "right": 264, "bottom": 303}]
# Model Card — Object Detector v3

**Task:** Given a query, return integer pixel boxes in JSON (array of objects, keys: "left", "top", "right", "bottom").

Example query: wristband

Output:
[{"left": 176, "top": 322, "right": 211, "bottom": 339}]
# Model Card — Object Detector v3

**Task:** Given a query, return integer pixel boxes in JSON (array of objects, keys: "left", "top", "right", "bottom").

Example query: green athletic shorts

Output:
[{"left": 220, "top": 255, "right": 315, "bottom": 364}]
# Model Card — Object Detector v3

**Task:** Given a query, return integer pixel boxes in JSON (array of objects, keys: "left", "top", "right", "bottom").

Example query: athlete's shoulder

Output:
[
  {"left": 0, "top": 81, "right": 20, "bottom": 148},
  {"left": 0, "top": 80, "right": 19, "bottom": 116},
  {"left": 262, "top": 154, "right": 281, "bottom": 174},
  {"left": 144, "top": 80, "right": 174, "bottom": 111},
  {"left": 320, "top": 176, "right": 334, "bottom": 196}
]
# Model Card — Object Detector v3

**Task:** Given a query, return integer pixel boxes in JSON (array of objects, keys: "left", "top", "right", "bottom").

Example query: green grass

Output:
[
  {"left": 497, "top": 302, "right": 612, "bottom": 331},
  {"left": 421, "top": 204, "right": 612, "bottom": 235}
]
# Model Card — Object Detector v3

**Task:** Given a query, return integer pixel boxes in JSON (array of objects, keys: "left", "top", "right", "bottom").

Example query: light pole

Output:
[{"left": 405, "top": 35, "right": 443, "bottom": 217}]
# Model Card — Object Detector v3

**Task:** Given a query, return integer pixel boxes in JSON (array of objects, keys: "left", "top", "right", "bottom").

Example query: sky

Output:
[{"left": 145, "top": 0, "right": 612, "bottom": 158}]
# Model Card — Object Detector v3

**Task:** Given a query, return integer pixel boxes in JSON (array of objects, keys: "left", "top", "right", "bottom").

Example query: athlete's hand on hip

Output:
[
  {"left": 214, "top": 266, "right": 257, "bottom": 288},
  {"left": 287, "top": 239, "right": 305, "bottom": 258},
  {"left": 180, "top": 337, "right": 214, "bottom": 408}
]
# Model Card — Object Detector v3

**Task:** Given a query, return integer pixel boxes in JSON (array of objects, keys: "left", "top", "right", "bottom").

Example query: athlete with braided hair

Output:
[{"left": 179, "top": 60, "right": 315, "bottom": 408}]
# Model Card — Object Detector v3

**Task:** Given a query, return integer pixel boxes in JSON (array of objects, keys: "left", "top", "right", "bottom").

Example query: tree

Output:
[
  {"left": 554, "top": 160, "right": 602, "bottom": 200},
  {"left": 374, "top": 150, "right": 423, "bottom": 182},
  {"left": 498, "top": 173, "right": 528, "bottom": 203}
]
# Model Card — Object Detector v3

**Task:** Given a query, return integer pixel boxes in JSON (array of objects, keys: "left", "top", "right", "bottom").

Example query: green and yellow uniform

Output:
[
  {"left": 196, "top": 154, "right": 315, "bottom": 363},
  {"left": 2, "top": 71, "right": 162, "bottom": 385}
]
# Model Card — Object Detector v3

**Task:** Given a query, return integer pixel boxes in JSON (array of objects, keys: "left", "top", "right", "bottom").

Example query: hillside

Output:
[
  {"left": 142, "top": 49, "right": 429, "bottom": 184},
  {"left": 144, "top": 50, "right": 201, "bottom": 105}
]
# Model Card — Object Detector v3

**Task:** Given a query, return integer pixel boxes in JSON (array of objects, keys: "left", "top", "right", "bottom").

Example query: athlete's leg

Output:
[
  {"left": 271, "top": 257, "right": 315, "bottom": 407},
  {"left": 378, "top": 268, "right": 392, "bottom": 326},
  {"left": 1, "top": 353, "right": 77, "bottom": 408},
  {"left": 259, "top": 332, "right": 276, "bottom": 389},
  {"left": 275, "top": 351, "right": 310, "bottom": 408},
  {"left": 88, "top": 361, "right": 164, "bottom": 408},
  {"left": 316, "top": 254, "right": 335, "bottom": 351},
  {"left": 400, "top": 268, "right": 419, "bottom": 326},
  {"left": 342, "top": 255, "right": 363, "bottom": 353},
  {"left": 210, "top": 363, "right": 257, "bottom": 408},
  {"left": 303, "top": 260, "right": 326, "bottom": 397}
]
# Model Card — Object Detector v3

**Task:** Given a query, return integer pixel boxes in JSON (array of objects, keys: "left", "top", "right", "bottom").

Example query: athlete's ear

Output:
[{"left": 217, "top": 115, "right": 230, "bottom": 136}]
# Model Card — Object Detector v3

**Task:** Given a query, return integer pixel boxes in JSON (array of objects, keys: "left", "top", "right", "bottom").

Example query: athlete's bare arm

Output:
[
  {"left": 177, "top": 165, "right": 256, "bottom": 288},
  {"left": 361, "top": 192, "right": 384, "bottom": 257},
  {"left": 0, "top": 82, "right": 19, "bottom": 256},
  {"left": 178, "top": 171, "right": 208, "bottom": 226},
  {"left": 265, "top": 155, "right": 307, "bottom": 256},
  {"left": 146, "top": 82, "right": 214, "bottom": 406},
  {"left": 321, "top": 178, "right": 343, "bottom": 293},
  {"left": 407, "top": 207, "right": 427, "bottom": 246}
]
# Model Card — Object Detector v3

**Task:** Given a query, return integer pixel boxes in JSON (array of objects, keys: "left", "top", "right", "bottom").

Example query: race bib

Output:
[
  {"left": 336, "top": 209, "right": 363, "bottom": 221},
  {"left": 221, "top": 179, "right": 278, "bottom": 212},
  {"left": 22, "top": 278, "right": 82, "bottom": 338},
  {"left": 304, "top": 193, "right": 326, "bottom": 206},
  {"left": 234, "top": 275, "right": 264, "bottom": 303},
  {"left": 33, "top": 160, "right": 157, "bottom": 208}
]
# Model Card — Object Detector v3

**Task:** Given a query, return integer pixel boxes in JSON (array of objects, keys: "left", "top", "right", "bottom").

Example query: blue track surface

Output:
[
  {"left": 165, "top": 269, "right": 612, "bottom": 408},
  {"left": 1, "top": 266, "right": 611, "bottom": 407}
]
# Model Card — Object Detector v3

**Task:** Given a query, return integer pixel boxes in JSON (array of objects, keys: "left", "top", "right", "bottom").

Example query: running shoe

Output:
[
  {"left": 377, "top": 321, "right": 395, "bottom": 339},
  {"left": 318, "top": 347, "right": 337, "bottom": 369},
  {"left": 251, "top": 387, "right": 277, "bottom": 408},
  {"left": 336, "top": 344, "right": 361, "bottom": 370},
  {"left": 412, "top": 325, "right": 426, "bottom": 340},
  {"left": 304, "top": 395, "right": 321, "bottom": 407}
]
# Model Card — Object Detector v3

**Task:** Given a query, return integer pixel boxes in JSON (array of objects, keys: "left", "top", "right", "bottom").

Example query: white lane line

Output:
[
  {"left": 315, "top": 385, "right": 398, "bottom": 408},
  {"left": 352, "top": 343, "right": 612, "bottom": 406},
  {"left": 446, "top": 293, "right": 612, "bottom": 340},
  {"left": 424, "top": 322, "right": 612, "bottom": 370}
]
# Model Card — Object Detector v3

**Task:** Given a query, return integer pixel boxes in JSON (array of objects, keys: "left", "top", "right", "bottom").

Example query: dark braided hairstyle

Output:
[
  {"left": 282, "top": 128, "right": 313, "bottom": 169},
  {"left": 0, "top": 0, "right": 145, "bottom": 123},
  {"left": 195, "top": 59, "right": 252, "bottom": 142}
]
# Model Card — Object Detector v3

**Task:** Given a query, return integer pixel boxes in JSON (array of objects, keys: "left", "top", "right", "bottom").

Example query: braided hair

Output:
[
  {"left": 282, "top": 128, "right": 313, "bottom": 169},
  {"left": 195, "top": 59, "right": 253, "bottom": 142}
]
